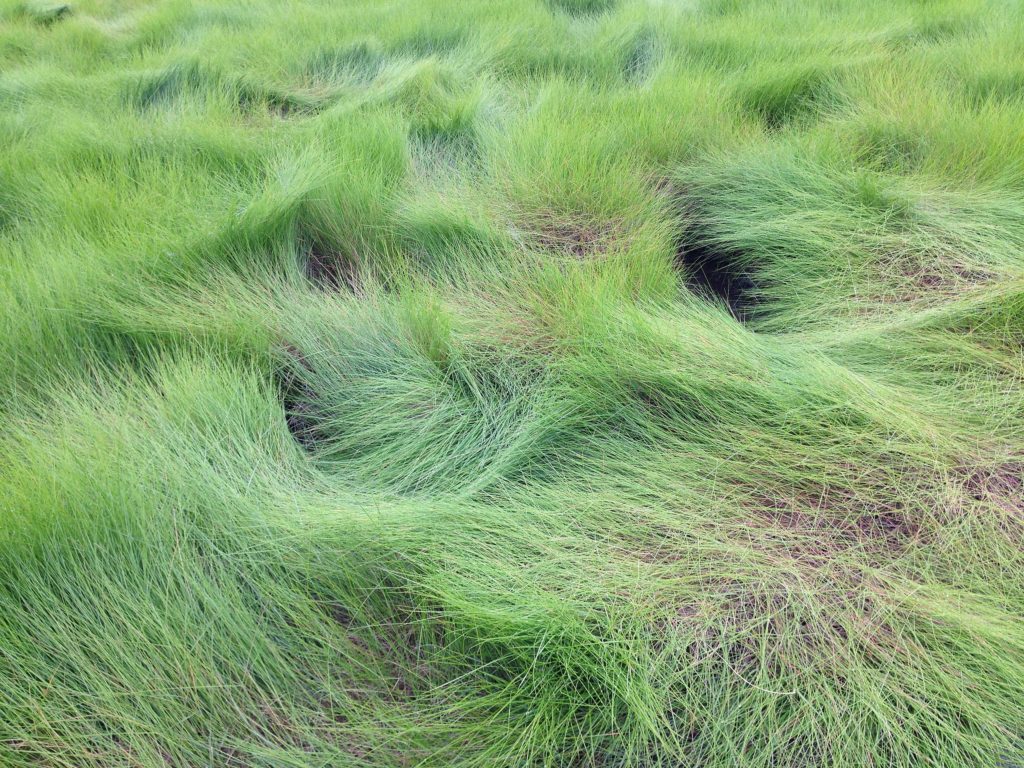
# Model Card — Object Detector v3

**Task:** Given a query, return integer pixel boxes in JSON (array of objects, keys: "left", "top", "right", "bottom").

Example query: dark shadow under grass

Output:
[{"left": 676, "top": 237, "right": 758, "bottom": 322}]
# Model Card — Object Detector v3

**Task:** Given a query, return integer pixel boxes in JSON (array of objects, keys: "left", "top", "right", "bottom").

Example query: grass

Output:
[{"left": 1, "top": 0, "right": 1023, "bottom": 765}]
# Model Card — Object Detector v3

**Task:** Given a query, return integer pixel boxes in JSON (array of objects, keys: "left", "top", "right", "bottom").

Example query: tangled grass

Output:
[{"left": 1, "top": 0, "right": 1023, "bottom": 765}]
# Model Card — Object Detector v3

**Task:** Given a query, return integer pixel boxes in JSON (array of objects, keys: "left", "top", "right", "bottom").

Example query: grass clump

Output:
[{"left": 1, "top": 0, "right": 1024, "bottom": 766}]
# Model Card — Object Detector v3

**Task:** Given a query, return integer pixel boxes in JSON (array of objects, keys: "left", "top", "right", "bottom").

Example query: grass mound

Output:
[{"left": 1, "top": 0, "right": 1023, "bottom": 765}]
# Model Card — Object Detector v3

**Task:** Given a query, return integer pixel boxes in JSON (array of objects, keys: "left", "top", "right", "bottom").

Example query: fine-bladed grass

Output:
[{"left": 1, "top": 0, "right": 1023, "bottom": 765}]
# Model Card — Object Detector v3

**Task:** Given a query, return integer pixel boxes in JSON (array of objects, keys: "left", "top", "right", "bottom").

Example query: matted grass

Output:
[{"left": 1, "top": 0, "right": 1023, "bottom": 765}]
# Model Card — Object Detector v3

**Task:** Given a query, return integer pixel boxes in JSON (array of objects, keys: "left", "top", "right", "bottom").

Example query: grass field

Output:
[{"left": 2, "top": 0, "right": 1024, "bottom": 765}]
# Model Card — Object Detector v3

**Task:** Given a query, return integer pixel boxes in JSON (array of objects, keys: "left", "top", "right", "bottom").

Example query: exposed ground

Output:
[{"left": 1, "top": 0, "right": 1024, "bottom": 765}]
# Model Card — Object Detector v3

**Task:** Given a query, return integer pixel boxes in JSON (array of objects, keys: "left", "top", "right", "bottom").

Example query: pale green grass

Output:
[{"left": 1, "top": 0, "right": 1023, "bottom": 765}]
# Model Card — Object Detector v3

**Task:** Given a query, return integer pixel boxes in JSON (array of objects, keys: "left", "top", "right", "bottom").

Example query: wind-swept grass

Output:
[{"left": 1, "top": 0, "right": 1023, "bottom": 765}]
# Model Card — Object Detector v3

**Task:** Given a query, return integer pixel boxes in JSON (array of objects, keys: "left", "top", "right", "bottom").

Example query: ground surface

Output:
[{"left": 1, "top": 0, "right": 1024, "bottom": 765}]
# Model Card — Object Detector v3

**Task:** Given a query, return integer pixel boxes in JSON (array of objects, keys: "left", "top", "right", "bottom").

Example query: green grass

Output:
[{"left": 1, "top": 0, "right": 1023, "bottom": 765}]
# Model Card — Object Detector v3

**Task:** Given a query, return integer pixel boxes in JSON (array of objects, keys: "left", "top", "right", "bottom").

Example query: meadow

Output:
[{"left": 1, "top": 0, "right": 1023, "bottom": 765}]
